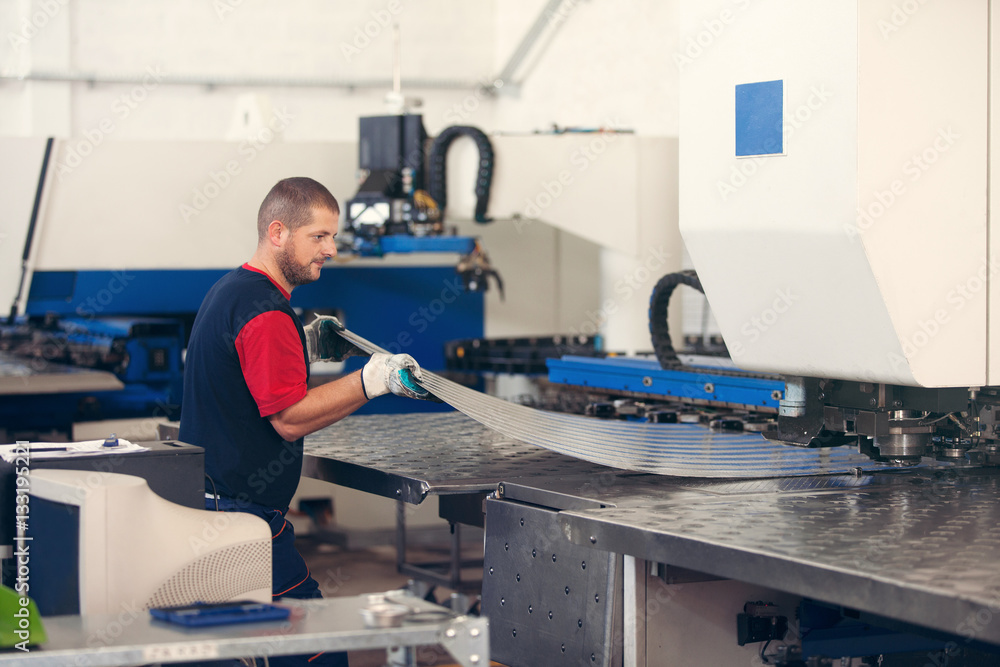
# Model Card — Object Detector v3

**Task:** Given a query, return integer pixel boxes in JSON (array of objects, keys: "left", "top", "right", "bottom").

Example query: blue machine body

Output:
[
  {"left": 796, "top": 599, "right": 1000, "bottom": 660},
  {"left": 0, "top": 315, "right": 186, "bottom": 429},
  {"left": 6, "top": 264, "right": 482, "bottom": 429},
  {"left": 547, "top": 355, "right": 784, "bottom": 412},
  {"left": 26, "top": 265, "right": 483, "bottom": 370},
  {"left": 354, "top": 235, "right": 478, "bottom": 257}
]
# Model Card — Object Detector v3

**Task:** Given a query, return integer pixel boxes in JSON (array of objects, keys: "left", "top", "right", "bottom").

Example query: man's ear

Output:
[{"left": 267, "top": 220, "right": 286, "bottom": 247}]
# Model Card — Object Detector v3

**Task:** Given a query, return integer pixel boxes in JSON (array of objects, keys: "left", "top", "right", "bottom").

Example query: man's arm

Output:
[
  {"left": 267, "top": 370, "right": 368, "bottom": 442},
  {"left": 266, "top": 348, "right": 433, "bottom": 441}
]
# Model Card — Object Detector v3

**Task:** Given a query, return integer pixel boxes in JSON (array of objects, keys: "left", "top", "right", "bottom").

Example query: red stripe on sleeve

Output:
[{"left": 235, "top": 310, "right": 308, "bottom": 418}]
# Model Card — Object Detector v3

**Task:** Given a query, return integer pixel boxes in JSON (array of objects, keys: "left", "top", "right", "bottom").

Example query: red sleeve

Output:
[{"left": 235, "top": 310, "right": 308, "bottom": 417}]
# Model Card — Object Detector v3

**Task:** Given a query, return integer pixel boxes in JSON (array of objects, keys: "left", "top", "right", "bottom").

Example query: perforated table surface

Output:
[{"left": 303, "top": 411, "right": 610, "bottom": 504}]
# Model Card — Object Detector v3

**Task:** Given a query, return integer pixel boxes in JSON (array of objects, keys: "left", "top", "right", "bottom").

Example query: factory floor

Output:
[{"left": 296, "top": 534, "right": 496, "bottom": 667}]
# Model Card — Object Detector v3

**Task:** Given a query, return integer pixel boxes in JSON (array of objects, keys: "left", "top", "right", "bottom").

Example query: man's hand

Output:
[
  {"left": 361, "top": 352, "right": 436, "bottom": 400},
  {"left": 303, "top": 315, "right": 366, "bottom": 363}
]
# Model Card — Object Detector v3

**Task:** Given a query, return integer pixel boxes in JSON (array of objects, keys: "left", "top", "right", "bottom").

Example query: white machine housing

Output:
[{"left": 679, "top": 0, "right": 992, "bottom": 388}]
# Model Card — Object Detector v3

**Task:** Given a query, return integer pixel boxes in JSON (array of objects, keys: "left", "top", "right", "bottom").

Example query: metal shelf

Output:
[{"left": 1, "top": 595, "right": 488, "bottom": 667}]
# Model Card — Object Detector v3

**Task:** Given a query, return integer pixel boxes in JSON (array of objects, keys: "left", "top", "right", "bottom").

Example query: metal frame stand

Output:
[{"left": 396, "top": 499, "right": 483, "bottom": 613}]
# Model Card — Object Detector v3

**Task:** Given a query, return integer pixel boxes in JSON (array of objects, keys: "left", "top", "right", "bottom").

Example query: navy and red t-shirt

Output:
[{"left": 179, "top": 264, "right": 309, "bottom": 509}]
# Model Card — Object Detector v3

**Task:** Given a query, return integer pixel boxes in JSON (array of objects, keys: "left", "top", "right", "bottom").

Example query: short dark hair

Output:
[{"left": 257, "top": 177, "right": 340, "bottom": 242}]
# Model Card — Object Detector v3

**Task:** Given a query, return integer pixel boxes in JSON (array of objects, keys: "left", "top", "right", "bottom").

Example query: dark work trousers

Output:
[{"left": 182, "top": 495, "right": 348, "bottom": 667}]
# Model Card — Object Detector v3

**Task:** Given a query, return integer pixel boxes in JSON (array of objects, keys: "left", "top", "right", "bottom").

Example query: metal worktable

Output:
[
  {"left": 0, "top": 595, "right": 488, "bottom": 666},
  {"left": 496, "top": 466, "right": 1000, "bottom": 647},
  {"left": 304, "top": 412, "right": 1000, "bottom": 649},
  {"left": 0, "top": 352, "right": 123, "bottom": 395},
  {"left": 303, "top": 411, "right": 611, "bottom": 594},
  {"left": 303, "top": 411, "right": 611, "bottom": 505}
]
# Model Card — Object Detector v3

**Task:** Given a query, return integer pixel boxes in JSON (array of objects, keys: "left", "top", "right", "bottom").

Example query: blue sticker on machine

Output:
[{"left": 735, "top": 80, "right": 783, "bottom": 157}]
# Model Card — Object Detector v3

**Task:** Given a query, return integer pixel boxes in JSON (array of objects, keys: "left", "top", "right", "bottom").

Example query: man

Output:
[{"left": 179, "top": 177, "right": 428, "bottom": 667}]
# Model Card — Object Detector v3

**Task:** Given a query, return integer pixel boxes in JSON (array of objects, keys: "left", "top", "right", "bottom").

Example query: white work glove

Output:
[
  {"left": 303, "top": 315, "right": 365, "bottom": 363},
  {"left": 361, "top": 353, "right": 433, "bottom": 400}
]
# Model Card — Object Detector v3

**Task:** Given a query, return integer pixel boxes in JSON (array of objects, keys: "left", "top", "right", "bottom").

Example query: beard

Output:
[{"left": 275, "top": 240, "right": 321, "bottom": 288}]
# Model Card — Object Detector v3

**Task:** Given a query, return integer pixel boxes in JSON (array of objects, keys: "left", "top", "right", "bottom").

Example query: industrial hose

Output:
[
  {"left": 648, "top": 270, "right": 704, "bottom": 369},
  {"left": 427, "top": 126, "right": 494, "bottom": 223}
]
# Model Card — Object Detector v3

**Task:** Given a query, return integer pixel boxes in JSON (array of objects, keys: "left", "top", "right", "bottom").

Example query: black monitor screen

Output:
[{"left": 26, "top": 497, "right": 80, "bottom": 616}]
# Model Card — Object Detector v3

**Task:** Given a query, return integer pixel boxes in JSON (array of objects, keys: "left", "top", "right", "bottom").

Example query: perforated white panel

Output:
[{"left": 144, "top": 540, "right": 271, "bottom": 609}]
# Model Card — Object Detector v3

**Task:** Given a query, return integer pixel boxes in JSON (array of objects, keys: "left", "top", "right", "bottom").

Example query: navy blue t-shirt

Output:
[{"left": 180, "top": 265, "right": 310, "bottom": 509}]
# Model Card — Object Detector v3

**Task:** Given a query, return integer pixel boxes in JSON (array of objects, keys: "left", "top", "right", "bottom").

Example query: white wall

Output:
[
  {"left": 2, "top": 0, "right": 499, "bottom": 139},
  {"left": 492, "top": 0, "right": 679, "bottom": 136},
  {"left": 2, "top": 1, "right": 680, "bottom": 136},
  {"left": 1, "top": 2, "right": 683, "bottom": 342}
]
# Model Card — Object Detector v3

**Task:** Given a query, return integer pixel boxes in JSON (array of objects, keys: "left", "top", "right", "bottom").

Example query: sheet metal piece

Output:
[
  {"left": 339, "top": 329, "right": 903, "bottom": 478},
  {"left": 303, "top": 412, "right": 611, "bottom": 504}
]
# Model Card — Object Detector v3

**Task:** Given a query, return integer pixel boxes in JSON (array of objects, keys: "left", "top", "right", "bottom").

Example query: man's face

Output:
[{"left": 275, "top": 206, "right": 339, "bottom": 288}]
